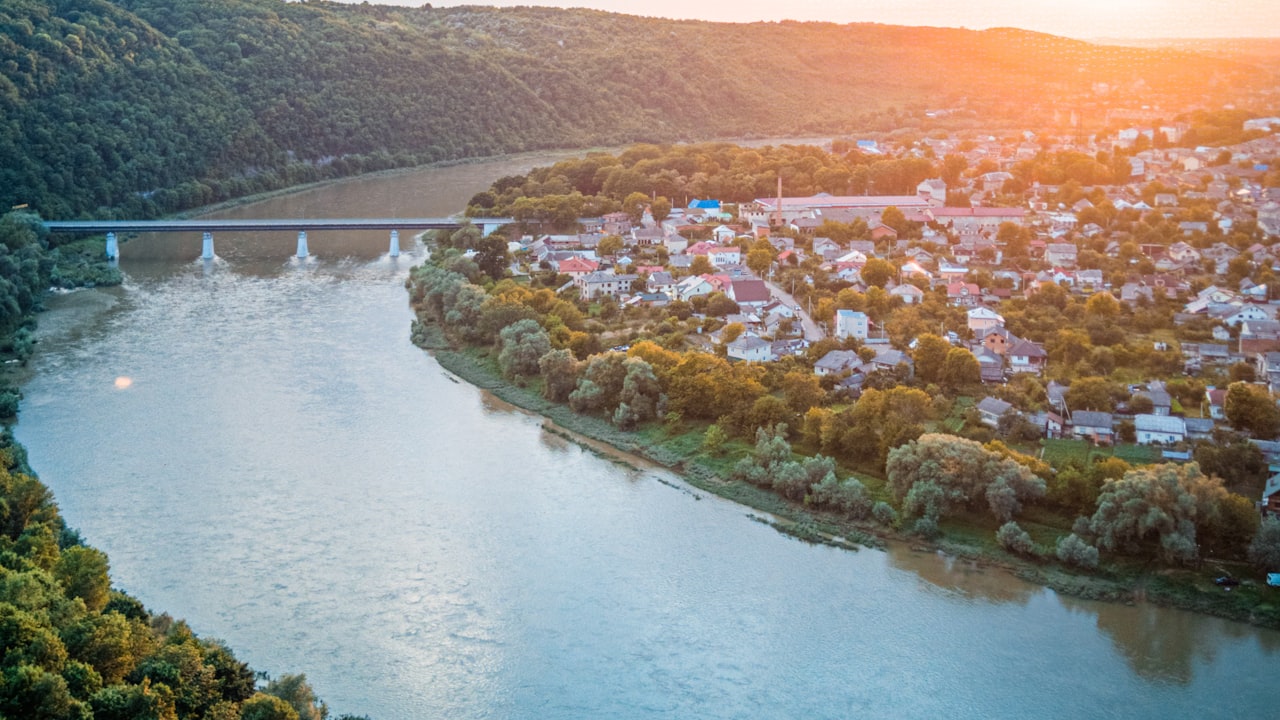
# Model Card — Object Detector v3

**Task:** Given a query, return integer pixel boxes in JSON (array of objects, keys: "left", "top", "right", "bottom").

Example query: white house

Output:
[
  {"left": 707, "top": 247, "right": 741, "bottom": 267},
  {"left": 835, "top": 309, "right": 869, "bottom": 341},
  {"left": 1135, "top": 414, "right": 1186, "bottom": 445},
  {"left": 727, "top": 335, "right": 776, "bottom": 362},
  {"left": 674, "top": 275, "right": 715, "bottom": 301}
]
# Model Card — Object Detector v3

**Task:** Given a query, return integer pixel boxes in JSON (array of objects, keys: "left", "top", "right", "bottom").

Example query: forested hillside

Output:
[{"left": 0, "top": 0, "right": 1262, "bottom": 220}]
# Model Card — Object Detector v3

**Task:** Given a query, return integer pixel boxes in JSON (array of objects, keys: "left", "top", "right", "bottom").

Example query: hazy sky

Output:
[{"left": 328, "top": 0, "right": 1275, "bottom": 39}]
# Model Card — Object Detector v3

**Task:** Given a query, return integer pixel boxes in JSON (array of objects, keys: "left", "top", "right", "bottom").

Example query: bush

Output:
[
  {"left": 912, "top": 516, "right": 939, "bottom": 539},
  {"left": 996, "top": 521, "right": 1037, "bottom": 556},
  {"left": 872, "top": 501, "right": 898, "bottom": 526},
  {"left": 1056, "top": 533, "right": 1099, "bottom": 569}
]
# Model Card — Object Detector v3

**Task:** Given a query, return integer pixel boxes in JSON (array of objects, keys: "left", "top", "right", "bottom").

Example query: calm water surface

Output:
[{"left": 15, "top": 155, "right": 1279, "bottom": 719}]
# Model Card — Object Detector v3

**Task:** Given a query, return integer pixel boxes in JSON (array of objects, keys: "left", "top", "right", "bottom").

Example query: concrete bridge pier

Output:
[
  {"left": 201, "top": 232, "right": 215, "bottom": 260},
  {"left": 389, "top": 230, "right": 400, "bottom": 258},
  {"left": 105, "top": 232, "right": 118, "bottom": 261},
  {"left": 297, "top": 231, "right": 309, "bottom": 259}
]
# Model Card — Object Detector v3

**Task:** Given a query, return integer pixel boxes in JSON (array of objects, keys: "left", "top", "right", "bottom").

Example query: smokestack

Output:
[{"left": 773, "top": 175, "right": 783, "bottom": 228}]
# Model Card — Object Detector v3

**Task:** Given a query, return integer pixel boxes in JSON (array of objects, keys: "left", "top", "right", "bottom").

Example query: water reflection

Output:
[{"left": 886, "top": 546, "right": 1040, "bottom": 606}]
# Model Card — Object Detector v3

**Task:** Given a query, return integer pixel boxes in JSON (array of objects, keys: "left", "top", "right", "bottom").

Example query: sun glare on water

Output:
[{"left": 114, "top": 376, "right": 133, "bottom": 390}]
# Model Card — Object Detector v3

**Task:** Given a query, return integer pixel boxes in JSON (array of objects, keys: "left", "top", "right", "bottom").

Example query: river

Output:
[{"left": 14, "top": 153, "right": 1278, "bottom": 719}]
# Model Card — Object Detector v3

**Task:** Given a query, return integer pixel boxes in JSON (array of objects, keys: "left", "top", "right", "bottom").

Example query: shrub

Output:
[
  {"left": 996, "top": 521, "right": 1037, "bottom": 556},
  {"left": 872, "top": 501, "right": 898, "bottom": 526},
  {"left": 1056, "top": 533, "right": 1099, "bottom": 569}
]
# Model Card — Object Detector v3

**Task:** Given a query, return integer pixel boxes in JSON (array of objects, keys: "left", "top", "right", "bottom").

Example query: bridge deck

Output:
[{"left": 43, "top": 218, "right": 512, "bottom": 234}]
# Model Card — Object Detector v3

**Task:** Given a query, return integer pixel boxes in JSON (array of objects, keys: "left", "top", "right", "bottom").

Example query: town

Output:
[{"left": 463, "top": 114, "right": 1280, "bottom": 531}]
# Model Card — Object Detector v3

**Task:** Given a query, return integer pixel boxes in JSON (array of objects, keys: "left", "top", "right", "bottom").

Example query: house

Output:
[
  {"left": 1044, "top": 243, "right": 1079, "bottom": 267},
  {"left": 1264, "top": 473, "right": 1280, "bottom": 516},
  {"left": 1071, "top": 411, "right": 1115, "bottom": 444},
  {"left": 812, "top": 237, "right": 843, "bottom": 260},
  {"left": 1240, "top": 319, "right": 1280, "bottom": 354},
  {"left": 557, "top": 256, "right": 600, "bottom": 280},
  {"left": 834, "top": 309, "right": 870, "bottom": 341},
  {"left": 1007, "top": 339, "right": 1048, "bottom": 375},
  {"left": 727, "top": 335, "right": 776, "bottom": 363},
  {"left": 889, "top": 284, "right": 924, "bottom": 305},
  {"left": 917, "top": 178, "right": 948, "bottom": 203},
  {"left": 946, "top": 282, "right": 982, "bottom": 307},
  {"left": 1134, "top": 382, "right": 1173, "bottom": 416},
  {"left": 578, "top": 271, "right": 638, "bottom": 301},
  {"left": 967, "top": 307, "right": 1005, "bottom": 333},
  {"left": 814, "top": 349, "right": 861, "bottom": 377},
  {"left": 976, "top": 397, "right": 1013, "bottom": 428},
  {"left": 1184, "top": 417, "right": 1215, "bottom": 441},
  {"left": 707, "top": 247, "right": 742, "bottom": 267},
  {"left": 674, "top": 275, "right": 715, "bottom": 301},
  {"left": 729, "top": 279, "right": 771, "bottom": 308},
  {"left": 647, "top": 271, "right": 676, "bottom": 297},
  {"left": 601, "top": 212, "right": 632, "bottom": 236},
  {"left": 1135, "top": 414, "right": 1186, "bottom": 445}
]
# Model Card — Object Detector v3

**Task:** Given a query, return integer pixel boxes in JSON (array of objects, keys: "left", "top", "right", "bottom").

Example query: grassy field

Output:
[{"left": 1041, "top": 438, "right": 1161, "bottom": 466}]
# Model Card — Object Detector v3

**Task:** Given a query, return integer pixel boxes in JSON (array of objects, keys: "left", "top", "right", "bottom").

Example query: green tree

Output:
[
  {"left": 54, "top": 546, "right": 111, "bottom": 614},
  {"left": 538, "top": 349, "right": 579, "bottom": 402},
  {"left": 860, "top": 258, "right": 895, "bottom": 288},
  {"left": 1224, "top": 382, "right": 1280, "bottom": 438},
  {"left": 1249, "top": 517, "right": 1280, "bottom": 571},
  {"left": 497, "top": 320, "right": 551, "bottom": 380},
  {"left": 650, "top": 196, "right": 672, "bottom": 223},
  {"left": 1084, "top": 292, "right": 1120, "bottom": 318},
  {"left": 746, "top": 246, "right": 775, "bottom": 278},
  {"left": 1081, "top": 463, "right": 1228, "bottom": 564},
  {"left": 941, "top": 347, "right": 980, "bottom": 390},
  {"left": 912, "top": 334, "right": 951, "bottom": 385},
  {"left": 597, "top": 235, "right": 625, "bottom": 258},
  {"left": 886, "top": 433, "right": 1045, "bottom": 522}
]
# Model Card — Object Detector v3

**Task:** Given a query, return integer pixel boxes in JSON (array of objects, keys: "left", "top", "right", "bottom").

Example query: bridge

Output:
[{"left": 42, "top": 217, "right": 514, "bottom": 260}]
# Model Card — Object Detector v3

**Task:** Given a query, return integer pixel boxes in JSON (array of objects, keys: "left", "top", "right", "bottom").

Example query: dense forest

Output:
[{"left": 1, "top": 0, "right": 1264, "bottom": 220}]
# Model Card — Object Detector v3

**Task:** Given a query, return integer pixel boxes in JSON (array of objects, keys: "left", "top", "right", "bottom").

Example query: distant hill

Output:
[{"left": 0, "top": 0, "right": 1262, "bottom": 218}]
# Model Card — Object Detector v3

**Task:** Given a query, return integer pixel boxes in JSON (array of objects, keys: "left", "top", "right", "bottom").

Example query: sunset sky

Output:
[{"left": 331, "top": 0, "right": 1275, "bottom": 39}]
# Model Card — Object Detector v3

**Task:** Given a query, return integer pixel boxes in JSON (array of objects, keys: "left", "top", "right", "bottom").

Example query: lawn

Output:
[{"left": 1041, "top": 438, "right": 1162, "bottom": 467}]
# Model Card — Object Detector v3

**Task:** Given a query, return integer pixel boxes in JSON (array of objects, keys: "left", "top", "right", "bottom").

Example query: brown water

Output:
[{"left": 16, "top": 155, "right": 1278, "bottom": 719}]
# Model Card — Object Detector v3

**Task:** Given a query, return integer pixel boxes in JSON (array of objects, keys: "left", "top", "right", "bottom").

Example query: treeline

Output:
[
  {"left": 0, "top": 431, "right": 361, "bottom": 720},
  {"left": 1, "top": 0, "right": 1258, "bottom": 219}
]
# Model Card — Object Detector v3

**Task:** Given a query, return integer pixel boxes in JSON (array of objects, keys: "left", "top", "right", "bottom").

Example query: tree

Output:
[
  {"left": 1081, "top": 463, "right": 1228, "bottom": 564},
  {"left": 472, "top": 234, "right": 509, "bottom": 281},
  {"left": 689, "top": 256, "right": 714, "bottom": 276},
  {"left": 721, "top": 322, "right": 746, "bottom": 344},
  {"left": 241, "top": 694, "right": 300, "bottom": 720},
  {"left": 746, "top": 246, "right": 775, "bottom": 278},
  {"left": 1056, "top": 534, "right": 1099, "bottom": 569},
  {"left": 912, "top": 333, "right": 952, "bottom": 385},
  {"left": 538, "top": 349, "right": 579, "bottom": 402},
  {"left": 860, "top": 258, "right": 895, "bottom": 288},
  {"left": 497, "top": 319, "right": 551, "bottom": 380},
  {"left": 880, "top": 206, "right": 908, "bottom": 234},
  {"left": 616, "top": 359, "right": 662, "bottom": 427},
  {"left": 597, "top": 234, "right": 624, "bottom": 258},
  {"left": 1249, "top": 517, "right": 1280, "bottom": 570},
  {"left": 1229, "top": 362, "right": 1257, "bottom": 383},
  {"left": 1224, "top": 382, "right": 1280, "bottom": 438},
  {"left": 780, "top": 371, "right": 825, "bottom": 413},
  {"left": 886, "top": 433, "right": 1045, "bottom": 522},
  {"left": 622, "top": 192, "right": 650, "bottom": 222},
  {"left": 1084, "top": 292, "right": 1120, "bottom": 318},
  {"left": 650, "top": 196, "right": 672, "bottom": 222},
  {"left": 941, "top": 347, "right": 980, "bottom": 390},
  {"left": 1065, "top": 376, "right": 1119, "bottom": 412},
  {"left": 54, "top": 546, "right": 111, "bottom": 613}
]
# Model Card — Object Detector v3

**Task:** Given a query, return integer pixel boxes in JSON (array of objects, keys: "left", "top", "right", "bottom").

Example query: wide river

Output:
[{"left": 15, "top": 154, "right": 1279, "bottom": 719}]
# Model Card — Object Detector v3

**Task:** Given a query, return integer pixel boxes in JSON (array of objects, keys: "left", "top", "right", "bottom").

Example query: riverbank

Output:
[{"left": 413, "top": 319, "right": 1280, "bottom": 630}]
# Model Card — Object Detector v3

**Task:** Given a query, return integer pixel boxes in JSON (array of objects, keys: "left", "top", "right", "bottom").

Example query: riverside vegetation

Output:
[{"left": 407, "top": 142, "right": 1280, "bottom": 629}]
